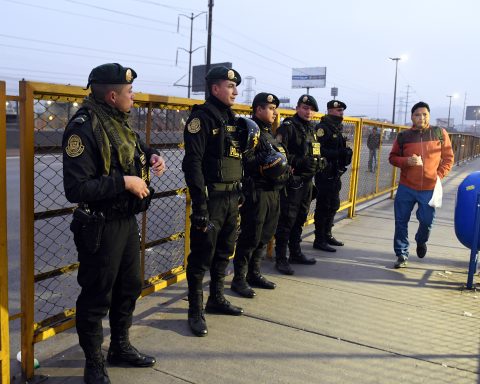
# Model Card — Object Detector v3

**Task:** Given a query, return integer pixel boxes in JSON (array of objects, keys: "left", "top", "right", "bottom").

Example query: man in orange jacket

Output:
[{"left": 389, "top": 101, "right": 454, "bottom": 268}]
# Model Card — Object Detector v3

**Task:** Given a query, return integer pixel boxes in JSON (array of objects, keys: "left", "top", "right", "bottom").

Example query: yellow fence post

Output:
[
  {"left": 19, "top": 81, "right": 35, "bottom": 379},
  {"left": 348, "top": 119, "right": 363, "bottom": 218},
  {"left": 0, "top": 81, "right": 11, "bottom": 384}
]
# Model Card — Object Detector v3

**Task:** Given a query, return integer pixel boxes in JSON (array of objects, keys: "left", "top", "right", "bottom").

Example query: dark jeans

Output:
[
  {"left": 368, "top": 149, "right": 378, "bottom": 171},
  {"left": 75, "top": 215, "right": 142, "bottom": 354}
]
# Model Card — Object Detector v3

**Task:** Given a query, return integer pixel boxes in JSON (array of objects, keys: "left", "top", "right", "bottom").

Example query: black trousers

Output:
[
  {"left": 275, "top": 178, "right": 313, "bottom": 258},
  {"left": 234, "top": 189, "right": 280, "bottom": 277},
  {"left": 314, "top": 174, "right": 342, "bottom": 239},
  {"left": 75, "top": 215, "right": 142, "bottom": 354},
  {"left": 186, "top": 190, "right": 239, "bottom": 300}
]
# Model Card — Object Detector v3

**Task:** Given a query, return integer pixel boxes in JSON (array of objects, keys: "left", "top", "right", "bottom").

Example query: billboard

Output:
[
  {"left": 465, "top": 106, "right": 480, "bottom": 120},
  {"left": 292, "top": 67, "right": 326, "bottom": 89},
  {"left": 192, "top": 62, "right": 232, "bottom": 93}
]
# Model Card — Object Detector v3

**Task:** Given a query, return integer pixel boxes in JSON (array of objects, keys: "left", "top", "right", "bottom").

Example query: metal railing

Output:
[
  {"left": 0, "top": 81, "right": 11, "bottom": 384},
  {"left": 3, "top": 80, "right": 480, "bottom": 380}
]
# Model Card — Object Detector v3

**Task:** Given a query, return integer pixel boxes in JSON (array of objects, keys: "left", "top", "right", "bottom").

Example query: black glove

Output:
[
  {"left": 191, "top": 210, "right": 214, "bottom": 232},
  {"left": 296, "top": 156, "right": 317, "bottom": 173}
]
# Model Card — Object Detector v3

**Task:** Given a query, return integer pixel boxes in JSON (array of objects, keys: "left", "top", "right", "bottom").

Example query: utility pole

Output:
[
  {"left": 176, "top": 12, "right": 206, "bottom": 98},
  {"left": 205, "top": 0, "right": 214, "bottom": 97},
  {"left": 242, "top": 76, "right": 256, "bottom": 105},
  {"left": 462, "top": 92, "right": 467, "bottom": 129},
  {"left": 404, "top": 85, "right": 411, "bottom": 125}
]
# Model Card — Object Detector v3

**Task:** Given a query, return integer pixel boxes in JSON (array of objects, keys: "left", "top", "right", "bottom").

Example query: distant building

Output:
[{"left": 436, "top": 118, "right": 454, "bottom": 129}]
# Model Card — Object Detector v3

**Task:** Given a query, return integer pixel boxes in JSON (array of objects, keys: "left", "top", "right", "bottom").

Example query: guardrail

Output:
[
  {"left": 3, "top": 80, "right": 480, "bottom": 380},
  {"left": 0, "top": 81, "right": 11, "bottom": 384}
]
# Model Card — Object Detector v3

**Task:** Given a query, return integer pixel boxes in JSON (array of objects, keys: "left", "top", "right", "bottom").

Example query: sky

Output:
[{"left": 2, "top": 0, "right": 480, "bottom": 128}]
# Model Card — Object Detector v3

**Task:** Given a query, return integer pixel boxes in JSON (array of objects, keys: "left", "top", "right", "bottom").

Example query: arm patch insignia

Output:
[
  {"left": 65, "top": 134, "right": 85, "bottom": 157},
  {"left": 187, "top": 118, "right": 201, "bottom": 133}
]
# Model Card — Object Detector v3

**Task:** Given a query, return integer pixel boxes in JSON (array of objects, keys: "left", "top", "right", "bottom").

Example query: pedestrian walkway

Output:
[{"left": 19, "top": 158, "right": 480, "bottom": 384}]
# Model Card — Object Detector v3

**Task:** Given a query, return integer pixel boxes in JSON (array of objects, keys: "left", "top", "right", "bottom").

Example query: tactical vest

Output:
[{"left": 194, "top": 102, "right": 243, "bottom": 183}]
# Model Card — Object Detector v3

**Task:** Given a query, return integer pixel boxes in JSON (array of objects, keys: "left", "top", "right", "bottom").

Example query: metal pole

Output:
[
  {"left": 447, "top": 95, "right": 452, "bottom": 130},
  {"left": 462, "top": 92, "right": 467, "bottom": 129},
  {"left": 187, "top": 13, "right": 193, "bottom": 98},
  {"left": 390, "top": 58, "right": 400, "bottom": 124},
  {"left": 466, "top": 193, "right": 480, "bottom": 289},
  {"left": 205, "top": 0, "right": 213, "bottom": 97}
]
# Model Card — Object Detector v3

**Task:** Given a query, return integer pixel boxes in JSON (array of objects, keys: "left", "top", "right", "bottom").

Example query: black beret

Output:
[
  {"left": 205, "top": 66, "right": 241, "bottom": 85},
  {"left": 86, "top": 63, "right": 137, "bottom": 89},
  {"left": 297, "top": 94, "right": 319, "bottom": 112},
  {"left": 411, "top": 101, "right": 430, "bottom": 113},
  {"left": 327, "top": 99, "right": 347, "bottom": 110},
  {"left": 252, "top": 92, "right": 280, "bottom": 109}
]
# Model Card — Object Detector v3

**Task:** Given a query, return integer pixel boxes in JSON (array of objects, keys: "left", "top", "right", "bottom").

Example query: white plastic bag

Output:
[{"left": 428, "top": 176, "right": 443, "bottom": 208}]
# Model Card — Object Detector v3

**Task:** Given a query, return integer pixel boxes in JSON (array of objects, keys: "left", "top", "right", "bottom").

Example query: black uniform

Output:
[
  {"left": 63, "top": 103, "right": 158, "bottom": 359},
  {"left": 232, "top": 116, "right": 288, "bottom": 293},
  {"left": 274, "top": 113, "right": 321, "bottom": 269},
  {"left": 314, "top": 114, "right": 350, "bottom": 248},
  {"left": 183, "top": 94, "right": 244, "bottom": 335}
]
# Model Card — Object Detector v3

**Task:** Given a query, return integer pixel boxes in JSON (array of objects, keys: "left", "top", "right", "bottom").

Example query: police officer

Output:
[
  {"left": 313, "top": 99, "right": 352, "bottom": 252},
  {"left": 231, "top": 92, "right": 289, "bottom": 298},
  {"left": 183, "top": 66, "right": 247, "bottom": 337},
  {"left": 63, "top": 63, "right": 165, "bottom": 384},
  {"left": 274, "top": 94, "right": 323, "bottom": 275}
]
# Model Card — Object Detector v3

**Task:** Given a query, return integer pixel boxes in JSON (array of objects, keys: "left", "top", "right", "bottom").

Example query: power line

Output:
[
  {"left": 131, "top": 0, "right": 203, "bottom": 13},
  {"left": 0, "top": 43, "right": 184, "bottom": 68},
  {"left": 0, "top": 33, "right": 179, "bottom": 63},
  {"left": 63, "top": 0, "right": 178, "bottom": 27},
  {"left": 5, "top": 0, "right": 180, "bottom": 35}
]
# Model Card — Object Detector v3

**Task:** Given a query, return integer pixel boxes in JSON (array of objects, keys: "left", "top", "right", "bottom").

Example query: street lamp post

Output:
[
  {"left": 446, "top": 95, "right": 453, "bottom": 130},
  {"left": 390, "top": 57, "right": 401, "bottom": 124}
]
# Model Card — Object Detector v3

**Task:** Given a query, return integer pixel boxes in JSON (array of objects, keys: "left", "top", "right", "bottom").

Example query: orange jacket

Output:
[{"left": 389, "top": 126, "right": 454, "bottom": 191}]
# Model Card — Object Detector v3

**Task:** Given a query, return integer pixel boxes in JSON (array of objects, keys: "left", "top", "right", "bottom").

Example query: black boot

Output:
[
  {"left": 325, "top": 216, "right": 343, "bottom": 246},
  {"left": 231, "top": 261, "right": 256, "bottom": 298},
  {"left": 107, "top": 329, "right": 156, "bottom": 367},
  {"left": 206, "top": 278, "right": 244, "bottom": 315},
  {"left": 289, "top": 244, "right": 316, "bottom": 265},
  {"left": 188, "top": 291, "right": 208, "bottom": 336},
  {"left": 84, "top": 351, "right": 110, "bottom": 384},
  {"left": 247, "top": 273, "right": 276, "bottom": 289},
  {"left": 326, "top": 234, "right": 344, "bottom": 246},
  {"left": 275, "top": 246, "right": 294, "bottom": 275},
  {"left": 231, "top": 277, "right": 256, "bottom": 298},
  {"left": 313, "top": 240, "right": 336, "bottom": 252}
]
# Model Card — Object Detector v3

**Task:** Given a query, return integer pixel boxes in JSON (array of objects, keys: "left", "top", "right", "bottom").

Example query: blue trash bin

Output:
[{"left": 455, "top": 171, "right": 480, "bottom": 251}]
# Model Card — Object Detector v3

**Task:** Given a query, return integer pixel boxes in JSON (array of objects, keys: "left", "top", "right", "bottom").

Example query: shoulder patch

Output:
[
  {"left": 72, "top": 114, "right": 88, "bottom": 124},
  {"left": 65, "top": 134, "right": 85, "bottom": 158},
  {"left": 316, "top": 128, "right": 324, "bottom": 137},
  {"left": 187, "top": 118, "right": 201, "bottom": 134}
]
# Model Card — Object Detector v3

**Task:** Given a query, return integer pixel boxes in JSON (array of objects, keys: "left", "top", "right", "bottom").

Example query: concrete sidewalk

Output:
[{"left": 21, "top": 158, "right": 480, "bottom": 384}]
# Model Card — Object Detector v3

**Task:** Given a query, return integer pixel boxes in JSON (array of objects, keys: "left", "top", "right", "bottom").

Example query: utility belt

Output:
[
  {"left": 207, "top": 181, "right": 242, "bottom": 193},
  {"left": 83, "top": 186, "right": 155, "bottom": 221}
]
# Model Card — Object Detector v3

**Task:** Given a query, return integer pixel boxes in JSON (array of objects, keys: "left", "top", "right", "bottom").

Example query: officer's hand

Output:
[
  {"left": 191, "top": 211, "right": 213, "bottom": 232},
  {"left": 124, "top": 176, "right": 150, "bottom": 199},
  {"left": 407, "top": 154, "right": 423, "bottom": 166},
  {"left": 150, "top": 154, "right": 166, "bottom": 177}
]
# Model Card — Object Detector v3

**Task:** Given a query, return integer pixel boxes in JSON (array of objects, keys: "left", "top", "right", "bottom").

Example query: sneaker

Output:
[
  {"left": 416, "top": 243, "right": 427, "bottom": 258},
  {"left": 394, "top": 257, "right": 408, "bottom": 269}
]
